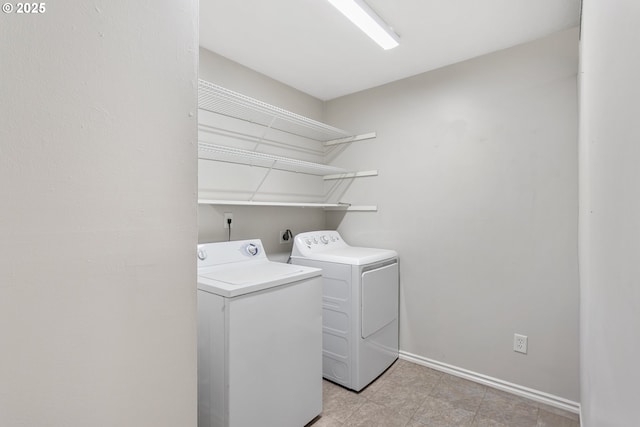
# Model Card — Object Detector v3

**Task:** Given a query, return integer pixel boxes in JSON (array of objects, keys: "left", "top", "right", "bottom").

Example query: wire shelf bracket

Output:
[
  {"left": 324, "top": 132, "right": 377, "bottom": 147},
  {"left": 323, "top": 170, "right": 378, "bottom": 181}
]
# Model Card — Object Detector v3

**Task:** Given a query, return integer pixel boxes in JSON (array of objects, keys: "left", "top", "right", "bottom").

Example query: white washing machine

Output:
[
  {"left": 290, "top": 230, "right": 399, "bottom": 392},
  {"left": 197, "top": 239, "right": 323, "bottom": 427}
]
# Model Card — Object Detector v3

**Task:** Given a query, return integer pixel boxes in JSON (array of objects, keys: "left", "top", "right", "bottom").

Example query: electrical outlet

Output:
[
  {"left": 279, "top": 229, "right": 292, "bottom": 244},
  {"left": 223, "top": 212, "right": 233, "bottom": 229},
  {"left": 514, "top": 334, "right": 528, "bottom": 354}
]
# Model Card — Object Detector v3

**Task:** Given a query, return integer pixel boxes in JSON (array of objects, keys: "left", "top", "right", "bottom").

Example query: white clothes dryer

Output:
[
  {"left": 197, "top": 239, "right": 323, "bottom": 427},
  {"left": 290, "top": 231, "right": 399, "bottom": 392}
]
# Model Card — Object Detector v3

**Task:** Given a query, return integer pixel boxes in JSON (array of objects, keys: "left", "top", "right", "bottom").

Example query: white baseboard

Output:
[{"left": 399, "top": 350, "right": 581, "bottom": 415}]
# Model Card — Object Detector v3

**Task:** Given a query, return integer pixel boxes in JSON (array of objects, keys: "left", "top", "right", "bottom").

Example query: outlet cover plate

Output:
[{"left": 514, "top": 334, "right": 528, "bottom": 354}]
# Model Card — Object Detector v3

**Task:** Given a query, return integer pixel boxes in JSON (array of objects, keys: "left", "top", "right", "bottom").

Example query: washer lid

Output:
[{"left": 198, "top": 259, "right": 321, "bottom": 297}]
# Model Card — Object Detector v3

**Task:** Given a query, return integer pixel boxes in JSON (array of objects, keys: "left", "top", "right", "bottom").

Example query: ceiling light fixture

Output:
[{"left": 326, "top": 0, "right": 400, "bottom": 50}]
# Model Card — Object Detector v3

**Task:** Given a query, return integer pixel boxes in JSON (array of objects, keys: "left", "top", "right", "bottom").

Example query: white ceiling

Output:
[{"left": 200, "top": 0, "right": 581, "bottom": 101}]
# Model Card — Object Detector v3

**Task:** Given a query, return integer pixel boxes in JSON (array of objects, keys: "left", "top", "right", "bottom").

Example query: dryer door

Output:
[{"left": 361, "top": 260, "right": 399, "bottom": 339}]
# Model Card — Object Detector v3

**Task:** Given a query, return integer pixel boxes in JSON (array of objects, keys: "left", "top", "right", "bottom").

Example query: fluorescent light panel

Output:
[{"left": 327, "top": 0, "right": 399, "bottom": 50}]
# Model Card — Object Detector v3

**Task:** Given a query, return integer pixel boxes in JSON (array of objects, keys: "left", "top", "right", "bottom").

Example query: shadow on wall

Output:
[{"left": 326, "top": 210, "right": 348, "bottom": 231}]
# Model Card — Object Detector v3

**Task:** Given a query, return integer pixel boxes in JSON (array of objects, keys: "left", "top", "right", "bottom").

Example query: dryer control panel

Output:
[
  {"left": 292, "top": 230, "right": 347, "bottom": 256},
  {"left": 291, "top": 230, "right": 398, "bottom": 265}
]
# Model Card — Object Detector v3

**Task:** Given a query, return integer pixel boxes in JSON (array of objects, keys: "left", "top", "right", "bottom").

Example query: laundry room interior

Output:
[
  {"left": 2, "top": 1, "right": 640, "bottom": 427},
  {"left": 198, "top": 20, "right": 580, "bottom": 404}
]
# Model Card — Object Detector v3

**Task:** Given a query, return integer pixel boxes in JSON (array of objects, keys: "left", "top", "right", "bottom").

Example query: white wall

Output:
[
  {"left": 199, "top": 48, "right": 324, "bottom": 120},
  {"left": 579, "top": 1, "right": 640, "bottom": 425},
  {"left": 0, "top": 3, "right": 198, "bottom": 426},
  {"left": 198, "top": 48, "right": 326, "bottom": 256},
  {"left": 325, "top": 29, "right": 580, "bottom": 402}
]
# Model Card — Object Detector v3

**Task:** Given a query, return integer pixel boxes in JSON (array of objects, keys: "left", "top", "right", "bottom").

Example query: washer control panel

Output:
[{"left": 197, "top": 239, "right": 265, "bottom": 268}]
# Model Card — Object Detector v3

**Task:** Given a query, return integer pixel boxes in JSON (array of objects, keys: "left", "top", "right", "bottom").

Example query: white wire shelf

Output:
[
  {"left": 198, "top": 142, "right": 348, "bottom": 176},
  {"left": 198, "top": 199, "right": 351, "bottom": 209},
  {"left": 198, "top": 79, "right": 353, "bottom": 142},
  {"left": 197, "top": 199, "right": 377, "bottom": 211}
]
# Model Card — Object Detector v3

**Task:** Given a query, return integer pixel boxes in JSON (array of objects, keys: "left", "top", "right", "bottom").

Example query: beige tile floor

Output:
[{"left": 309, "top": 359, "right": 580, "bottom": 427}]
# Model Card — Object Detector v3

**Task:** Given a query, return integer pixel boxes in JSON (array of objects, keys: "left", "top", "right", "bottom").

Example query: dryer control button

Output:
[
  {"left": 197, "top": 249, "right": 207, "bottom": 260},
  {"left": 320, "top": 235, "right": 329, "bottom": 244}
]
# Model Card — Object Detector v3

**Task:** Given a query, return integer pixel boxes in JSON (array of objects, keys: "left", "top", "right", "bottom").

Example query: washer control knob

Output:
[
  {"left": 313, "top": 238, "right": 318, "bottom": 244},
  {"left": 320, "top": 235, "right": 329, "bottom": 244},
  {"left": 245, "top": 243, "right": 259, "bottom": 256},
  {"left": 304, "top": 238, "right": 312, "bottom": 245},
  {"left": 197, "top": 248, "right": 207, "bottom": 260}
]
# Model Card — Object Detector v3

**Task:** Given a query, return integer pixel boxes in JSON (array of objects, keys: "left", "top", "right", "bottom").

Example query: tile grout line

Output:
[{"left": 469, "top": 387, "right": 487, "bottom": 426}]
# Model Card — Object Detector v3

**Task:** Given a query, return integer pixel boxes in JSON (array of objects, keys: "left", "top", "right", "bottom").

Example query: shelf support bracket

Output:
[
  {"left": 323, "top": 170, "right": 378, "bottom": 180},
  {"left": 252, "top": 116, "right": 278, "bottom": 152},
  {"left": 249, "top": 160, "right": 277, "bottom": 201},
  {"left": 324, "top": 132, "right": 376, "bottom": 147},
  {"left": 324, "top": 205, "right": 378, "bottom": 212}
]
